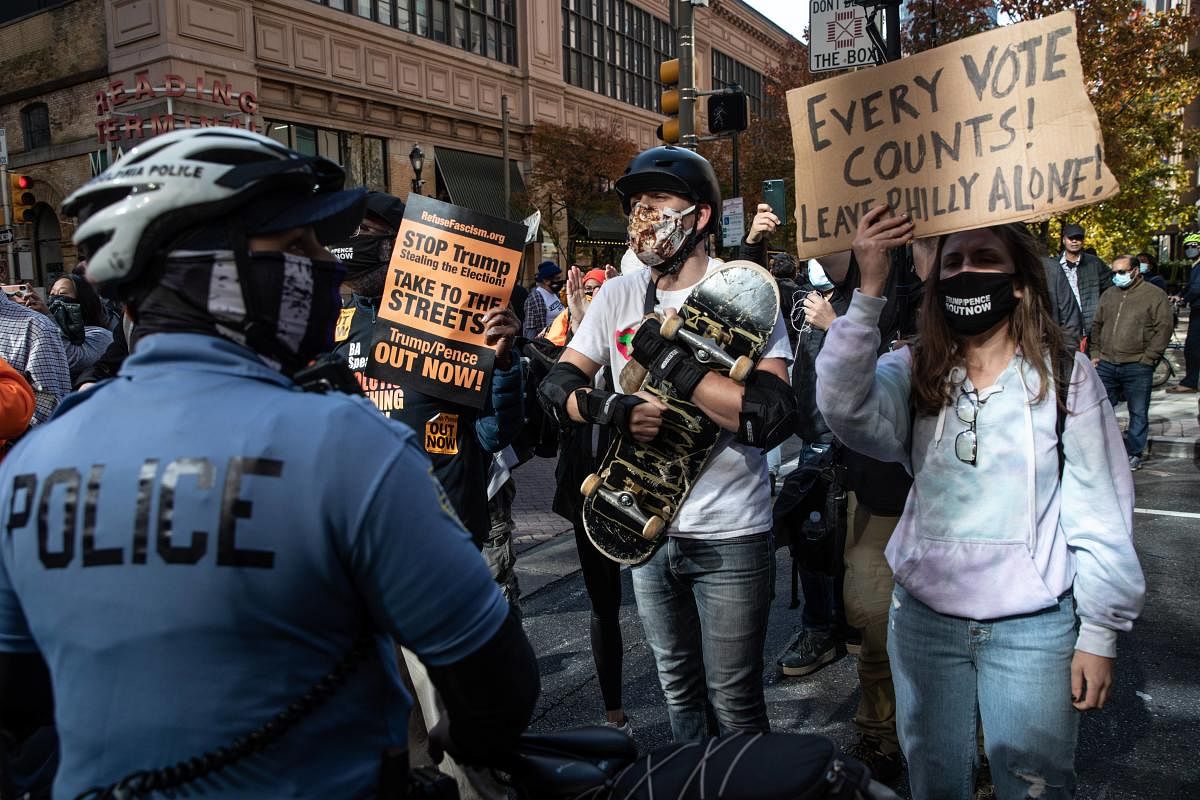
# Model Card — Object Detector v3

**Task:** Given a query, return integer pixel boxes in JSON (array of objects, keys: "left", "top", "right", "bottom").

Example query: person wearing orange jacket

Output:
[{"left": 0, "top": 359, "right": 35, "bottom": 451}]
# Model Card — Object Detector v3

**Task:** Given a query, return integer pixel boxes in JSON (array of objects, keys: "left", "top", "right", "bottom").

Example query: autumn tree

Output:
[
  {"left": 518, "top": 120, "right": 638, "bottom": 263},
  {"left": 996, "top": 0, "right": 1200, "bottom": 256},
  {"left": 902, "top": 0, "right": 1200, "bottom": 256},
  {"left": 902, "top": 0, "right": 999, "bottom": 54}
]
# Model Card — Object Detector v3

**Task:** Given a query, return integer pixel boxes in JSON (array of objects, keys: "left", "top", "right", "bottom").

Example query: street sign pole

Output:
[
  {"left": 884, "top": 1, "right": 901, "bottom": 61},
  {"left": 0, "top": 127, "right": 12, "bottom": 277},
  {"left": 678, "top": 1, "right": 696, "bottom": 148}
]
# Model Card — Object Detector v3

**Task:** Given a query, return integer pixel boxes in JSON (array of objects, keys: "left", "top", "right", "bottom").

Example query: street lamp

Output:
[{"left": 409, "top": 144, "right": 425, "bottom": 195}]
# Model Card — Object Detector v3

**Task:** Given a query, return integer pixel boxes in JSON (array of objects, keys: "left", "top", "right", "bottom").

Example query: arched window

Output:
[{"left": 21, "top": 103, "right": 50, "bottom": 150}]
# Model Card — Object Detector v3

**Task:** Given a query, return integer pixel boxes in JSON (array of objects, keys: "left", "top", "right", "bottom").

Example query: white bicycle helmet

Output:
[{"left": 62, "top": 128, "right": 364, "bottom": 286}]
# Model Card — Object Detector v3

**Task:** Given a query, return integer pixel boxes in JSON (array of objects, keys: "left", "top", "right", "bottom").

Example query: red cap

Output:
[{"left": 583, "top": 268, "right": 608, "bottom": 286}]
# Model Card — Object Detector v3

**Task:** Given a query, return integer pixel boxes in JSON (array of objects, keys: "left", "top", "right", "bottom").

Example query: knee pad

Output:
[{"left": 737, "top": 370, "right": 797, "bottom": 452}]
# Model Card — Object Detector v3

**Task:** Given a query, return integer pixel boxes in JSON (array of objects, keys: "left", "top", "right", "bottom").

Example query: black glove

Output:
[
  {"left": 575, "top": 387, "right": 646, "bottom": 435},
  {"left": 630, "top": 317, "right": 707, "bottom": 400}
]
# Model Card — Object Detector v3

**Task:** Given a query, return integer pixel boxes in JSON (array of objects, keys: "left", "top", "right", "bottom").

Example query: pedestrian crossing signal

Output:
[{"left": 707, "top": 92, "right": 748, "bottom": 135}]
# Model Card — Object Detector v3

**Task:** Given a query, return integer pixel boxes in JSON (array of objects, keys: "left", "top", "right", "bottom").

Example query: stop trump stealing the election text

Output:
[{"left": 367, "top": 195, "right": 525, "bottom": 409}]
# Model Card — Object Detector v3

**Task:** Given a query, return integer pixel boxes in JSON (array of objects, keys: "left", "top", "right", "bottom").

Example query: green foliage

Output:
[
  {"left": 997, "top": 1, "right": 1200, "bottom": 255},
  {"left": 1159, "top": 259, "right": 1194, "bottom": 287}
]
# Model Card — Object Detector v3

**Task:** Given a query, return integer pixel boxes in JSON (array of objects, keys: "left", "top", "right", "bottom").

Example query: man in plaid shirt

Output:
[
  {"left": 0, "top": 291, "right": 70, "bottom": 424},
  {"left": 521, "top": 261, "right": 564, "bottom": 340}
]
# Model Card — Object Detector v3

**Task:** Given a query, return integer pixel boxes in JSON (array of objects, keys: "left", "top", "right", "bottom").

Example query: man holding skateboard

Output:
[{"left": 539, "top": 146, "right": 796, "bottom": 740}]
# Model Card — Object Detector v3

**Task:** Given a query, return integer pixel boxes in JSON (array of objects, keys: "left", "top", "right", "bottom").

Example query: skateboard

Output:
[{"left": 581, "top": 260, "right": 780, "bottom": 565}]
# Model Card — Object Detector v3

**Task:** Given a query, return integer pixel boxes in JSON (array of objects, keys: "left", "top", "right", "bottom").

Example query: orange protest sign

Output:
[{"left": 366, "top": 195, "right": 525, "bottom": 409}]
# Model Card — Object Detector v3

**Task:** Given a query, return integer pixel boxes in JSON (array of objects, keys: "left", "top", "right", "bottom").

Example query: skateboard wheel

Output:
[
  {"left": 641, "top": 515, "right": 665, "bottom": 540},
  {"left": 581, "top": 473, "right": 603, "bottom": 498},
  {"left": 660, "top": 313, "right": 683, "bottom": 340},
  {"left": 729, "top": 356, "right": 754, "bottom": 382}
]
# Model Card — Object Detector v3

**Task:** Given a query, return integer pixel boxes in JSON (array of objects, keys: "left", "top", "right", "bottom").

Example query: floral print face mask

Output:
[{"left": 627, "top": 202, "right": 697, "bottom": 267}]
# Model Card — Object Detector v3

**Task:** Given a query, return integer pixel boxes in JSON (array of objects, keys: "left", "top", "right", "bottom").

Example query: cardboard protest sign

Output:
[
  {"left": 366, "top": 195, "right": 525, "bottom": 409},
  {"left": 787, "top": 11, "right": 1118, "bottom": 258}
]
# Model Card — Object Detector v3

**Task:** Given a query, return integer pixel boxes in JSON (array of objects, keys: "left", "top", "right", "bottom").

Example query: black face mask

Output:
[
  {"left": 238, "top": 251, "right": 346, "bottom": 372},
  {"left": 327, "top": 233, "right": 391, "bottom": 275},
  {"left": 48, "top": 297, "right": 86, "bottom": 345},
  {"left": 141, "top": 249, "right": 345, "bottom": 375},
  {"left": 937, "top": 272, "right": 1018, "bottom": 337}
]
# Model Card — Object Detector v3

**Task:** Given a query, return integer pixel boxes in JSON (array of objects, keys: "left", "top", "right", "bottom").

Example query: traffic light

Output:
[
  {"left": 9, "top": 174, "right": 34, "bottom": 224},
  {"left": 708, "top": 91, "right": 748, "bottom": 135},
  {"left": 657, "top": 59, "right": 683, "bottom": 144}
]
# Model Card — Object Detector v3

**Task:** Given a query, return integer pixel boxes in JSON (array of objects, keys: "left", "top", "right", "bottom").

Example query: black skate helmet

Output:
[{"left": 615, "top": 146, "right": 722, "bottom": 241}]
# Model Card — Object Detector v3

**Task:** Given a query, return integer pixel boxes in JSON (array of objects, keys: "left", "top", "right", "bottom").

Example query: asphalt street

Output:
[{"left": 511, "top": 454, "right": 1200, "bottom": 799}]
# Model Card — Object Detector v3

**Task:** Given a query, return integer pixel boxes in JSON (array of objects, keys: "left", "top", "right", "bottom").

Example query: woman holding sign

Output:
[{"left": 815, "top": 206, "right": 1145, "bottom": 799}]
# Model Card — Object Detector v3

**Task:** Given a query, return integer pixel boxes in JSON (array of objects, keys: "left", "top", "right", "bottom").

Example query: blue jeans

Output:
[
  {"left": 1096, "top": 360, "right": 1153, "bottom": 457},
  {"left": 1182, "top": 311, "right": 1200, "bottom": 388},
  {"left": 889, "top": 585, "right": 1079, "bottom": 800},
  {"left": 632, "top": 533, "right": 773, "bottom": 741}
]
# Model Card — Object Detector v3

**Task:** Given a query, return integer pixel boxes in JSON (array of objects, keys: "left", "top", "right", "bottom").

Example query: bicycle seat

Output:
[{"left": 508, "top": 727, "right": 637, "bottom": 797}]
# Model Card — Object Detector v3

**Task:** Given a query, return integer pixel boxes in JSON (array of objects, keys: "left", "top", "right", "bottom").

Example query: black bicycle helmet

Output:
[{"left": 615, "top": 146, "right": 722, "bottom": 241}]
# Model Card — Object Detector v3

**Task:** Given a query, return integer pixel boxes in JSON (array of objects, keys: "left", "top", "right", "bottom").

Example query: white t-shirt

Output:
[{"left": 569, "top": 258, "right": 791, "bottom": 539}]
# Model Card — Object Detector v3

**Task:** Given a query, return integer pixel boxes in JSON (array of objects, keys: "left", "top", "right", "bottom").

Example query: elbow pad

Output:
[
  {"left": 737, "top": 370, "right": 797, "bottom": 452},
  {"left": 537, "top": 362, "right": 590, "bottom": 425}
]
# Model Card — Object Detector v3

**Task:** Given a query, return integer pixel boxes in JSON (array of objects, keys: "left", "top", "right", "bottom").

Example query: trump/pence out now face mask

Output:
[{"left": 937, "top": 271, "right": 1019, "bottom": 336}]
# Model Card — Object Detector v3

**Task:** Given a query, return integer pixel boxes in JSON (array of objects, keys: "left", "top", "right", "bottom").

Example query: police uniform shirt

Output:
[{"left": 0, "top": 333, "right": 509, "bottom": 798}]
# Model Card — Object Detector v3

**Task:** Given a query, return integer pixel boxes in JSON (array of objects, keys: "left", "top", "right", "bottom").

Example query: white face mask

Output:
[
  {"left": 627, "top": 202, "right": 696, "bottom": 267},
  {"left": 1186, "top": 246, "right": 1200, "bottom": 260},
  {"left": 807, "top": 259, "right": 834, "bottom": 291},
  {"left": 620, "top": 248, "right": 645, "bottom": 276}
]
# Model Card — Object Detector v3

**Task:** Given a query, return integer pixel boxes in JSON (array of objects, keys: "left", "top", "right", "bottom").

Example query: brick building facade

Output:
[{"left": 0, "top": 0, "right": 796, "bottom": 287}]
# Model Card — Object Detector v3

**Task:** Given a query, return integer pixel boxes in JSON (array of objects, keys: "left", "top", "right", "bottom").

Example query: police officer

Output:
[{"left": 0, "top": 128, "right": 538, "bottom": 798}]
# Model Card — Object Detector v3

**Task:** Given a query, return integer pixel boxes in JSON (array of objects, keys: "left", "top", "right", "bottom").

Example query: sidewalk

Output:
[{"left": 508, "top": 455, "right": 579, "bottom": 598}]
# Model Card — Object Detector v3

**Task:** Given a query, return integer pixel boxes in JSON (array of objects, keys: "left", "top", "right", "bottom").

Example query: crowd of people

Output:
[{"left": 0, "top": 125, "right": 1193, "bottom": 800}]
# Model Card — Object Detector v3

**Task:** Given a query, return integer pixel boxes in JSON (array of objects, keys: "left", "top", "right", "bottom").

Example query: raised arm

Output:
[{"left": 816, "top": 205, "right": 916, "bottom": 466}]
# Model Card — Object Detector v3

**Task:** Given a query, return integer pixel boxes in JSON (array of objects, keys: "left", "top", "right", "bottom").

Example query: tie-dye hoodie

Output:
[{"left": 816, "top": 292, "right": 1145, "bottom": 658}]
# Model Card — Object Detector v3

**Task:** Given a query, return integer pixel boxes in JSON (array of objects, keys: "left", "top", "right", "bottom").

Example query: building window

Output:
[
  {"left": 562, "top": 0, "right": 675, "bottom": 112},
  {"left": 308, "top": 0, "right": 517, "bottom": 65},
  {"left": 712, "top": 51, "right": 764, "bottom": 118},
  {"left": 21, "top": 103, "right": 51, "bottom": 150},
  {"left": 0, "top": 2, "right": 72, "bottom": 26},
  {"left": 265, "top": 120, "right": 388, "bottom": 191}
]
